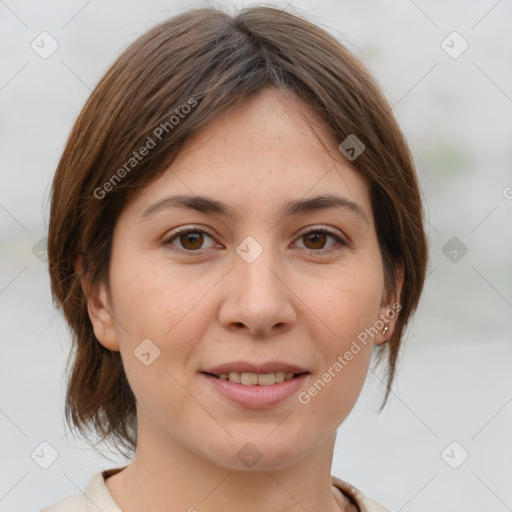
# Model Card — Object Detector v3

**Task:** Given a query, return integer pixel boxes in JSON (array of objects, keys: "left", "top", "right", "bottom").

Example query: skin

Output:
[{"left": 83, "top": 87, "right": 403, "bottom": 512}]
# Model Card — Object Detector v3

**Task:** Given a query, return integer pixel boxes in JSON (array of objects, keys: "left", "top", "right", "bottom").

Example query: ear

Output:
[
  {"left": 74, "top": 255, "right": 120, "bottom": 351},
  {"left": 374, "top": 262, "right": 404, "bottom": 346}
]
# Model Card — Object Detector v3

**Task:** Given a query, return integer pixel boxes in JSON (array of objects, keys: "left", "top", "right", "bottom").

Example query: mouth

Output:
[
  {"left": 200, "top": 370, "right": 310, "bottom": 408},
  {"left": 201, "top": 371, "right": 309, "bottom": 386}
]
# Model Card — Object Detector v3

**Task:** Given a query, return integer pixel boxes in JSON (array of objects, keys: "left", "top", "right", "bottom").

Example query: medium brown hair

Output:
[{"left": 48, "top": 5, "right": 428, "bottom": 457}]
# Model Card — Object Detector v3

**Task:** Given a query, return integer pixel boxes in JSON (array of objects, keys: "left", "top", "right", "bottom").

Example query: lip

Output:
[
  {"left": 201, "top": 372, "right": 309, "bottom": 408},
  {"left": 202, "top": 360, "right": 309, "bottom": 375}
]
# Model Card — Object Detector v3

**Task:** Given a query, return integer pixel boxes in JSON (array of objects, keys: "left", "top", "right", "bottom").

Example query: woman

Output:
[{"left": 42, "top": 5, "right": 427, "bottom": 511}]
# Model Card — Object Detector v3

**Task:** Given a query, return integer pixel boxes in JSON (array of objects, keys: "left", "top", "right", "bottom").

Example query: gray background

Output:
[{"left": 1, "top": 0, "right": 511, "bottom": 510}]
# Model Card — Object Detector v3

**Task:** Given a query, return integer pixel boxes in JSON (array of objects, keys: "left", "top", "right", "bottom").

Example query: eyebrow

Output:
[{"left": 139, "top": 193, "right": 369, "bottom": 224}]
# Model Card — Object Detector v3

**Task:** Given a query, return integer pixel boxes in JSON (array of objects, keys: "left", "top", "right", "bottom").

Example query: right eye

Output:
[{"left": 163, "top": 226, "right": 219, "bottom": 254}]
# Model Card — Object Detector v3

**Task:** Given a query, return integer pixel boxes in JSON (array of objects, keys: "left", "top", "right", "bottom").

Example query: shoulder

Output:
[
  {"left": 331, "top": 475, "right": 393, "bottom": 512},
  {"left": 39, "top": 491, "right": 87, "bottom": 512},
  {"left": 39, "top": 467, "right": 126, "bottom": 512}
]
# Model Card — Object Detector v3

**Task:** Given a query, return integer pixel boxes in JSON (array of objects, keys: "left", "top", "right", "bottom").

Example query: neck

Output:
[{"left": 105, "top": 414, "right": 349, "bottom": 512}]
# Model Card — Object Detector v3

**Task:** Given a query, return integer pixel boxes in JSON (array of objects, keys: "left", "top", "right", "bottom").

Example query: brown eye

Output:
[
  {"left": 303, "top": 231, "right": 328, "bottom": 250},
  {"left": 295, "top": 228, "right": 347, "bottom": 254},
  {"left": 178, "top": 231, "right": 204, "bottom": 250},
  {"left": 164, "top": 227, "right": 217, "bottom": 253}
]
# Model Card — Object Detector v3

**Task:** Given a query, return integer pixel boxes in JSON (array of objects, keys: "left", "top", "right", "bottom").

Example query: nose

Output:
[{"left": 218, "top": 241, "right": 297, "bottom": 338}]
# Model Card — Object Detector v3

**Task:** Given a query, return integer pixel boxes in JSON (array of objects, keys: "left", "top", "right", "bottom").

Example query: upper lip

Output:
[{"left": 201, "top": 361, "right": 310, "bottom": 375}]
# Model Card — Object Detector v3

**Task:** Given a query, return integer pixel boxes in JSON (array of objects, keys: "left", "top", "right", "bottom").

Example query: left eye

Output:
[
  {"left": 295, "top": 229, "right": 347, "bottom": 253},
  {"left": 163, "top": 227, "right": 346, "bottom": 254}
]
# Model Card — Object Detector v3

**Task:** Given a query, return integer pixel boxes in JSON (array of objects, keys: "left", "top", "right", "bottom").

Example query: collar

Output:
[{"left": 88, "top": 466, "right": 389, "bottom": 512}]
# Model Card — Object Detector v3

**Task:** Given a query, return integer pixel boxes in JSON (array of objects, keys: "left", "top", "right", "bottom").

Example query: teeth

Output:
[
  {"left": 257, "top": 373, "right": 275, "bottom": 385},
  {"left": 274, "top": 371, "right": 285, "bottom": 383},
  {"left": 228, "top": 372, "right": 240, "bottom": 383},
  {"left": 217, "top": 371, "right": 298, "bottom": 385},
  {"left": 241, "top": 373, "right": 259, "bottom": 385}
]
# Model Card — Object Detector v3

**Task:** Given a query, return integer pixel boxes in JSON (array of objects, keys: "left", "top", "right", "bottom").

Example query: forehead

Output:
[
  {"left": 180, "top": 87, "right": 339, "bottom": 168},
  {"left": 126, "top": 87, "right": 372, "bottom": 224}
]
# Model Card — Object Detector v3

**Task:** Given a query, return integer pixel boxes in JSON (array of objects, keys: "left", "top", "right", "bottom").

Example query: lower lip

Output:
[{"left": 201, "top": 373, "right": 309, "bottom": 408}]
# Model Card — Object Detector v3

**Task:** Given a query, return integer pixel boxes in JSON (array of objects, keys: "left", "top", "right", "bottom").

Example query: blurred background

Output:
[{"left": 1, "top": 0, "right": 511, "bottom": 510}]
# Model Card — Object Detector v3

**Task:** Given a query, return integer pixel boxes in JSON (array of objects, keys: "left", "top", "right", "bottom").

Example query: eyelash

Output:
[{"left": 162, "top": 225, "right": 348, "bottom": 256}]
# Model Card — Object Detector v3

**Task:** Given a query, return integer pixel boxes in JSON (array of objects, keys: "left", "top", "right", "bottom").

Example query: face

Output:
[{"left": 87, "top": 87, "right": 401, "bottom": 471}]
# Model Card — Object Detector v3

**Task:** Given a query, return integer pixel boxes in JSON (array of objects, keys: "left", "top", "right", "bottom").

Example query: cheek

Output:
[
  {"left": 109, "top": 257, "right": 218, "bottom": 376},
  {"left": 303, "top": 261, "right": 383, "bottom": 408},
  {"left": 309, "top": 259, "right": 384, "bottom": 341},
  {"left": 110, "top": 256, "right": 197, "bottom": 333},
  {"left": 108, "top": 261, "right": 210, "bottom": 421}
]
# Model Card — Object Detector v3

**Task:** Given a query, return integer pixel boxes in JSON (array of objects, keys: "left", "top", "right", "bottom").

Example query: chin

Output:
[{"left": 200, "top": 435, "right": 311, "bottom": 472}]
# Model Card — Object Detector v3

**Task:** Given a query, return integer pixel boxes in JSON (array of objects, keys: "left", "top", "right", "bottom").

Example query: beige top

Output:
[{"left": 40, "top": 466, "right": 392, "bottom": 512}]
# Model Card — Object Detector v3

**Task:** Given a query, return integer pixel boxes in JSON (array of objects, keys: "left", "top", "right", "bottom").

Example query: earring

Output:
[{"left": 382, "top": 325, "right": 389, "bottom": 336}]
